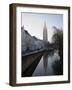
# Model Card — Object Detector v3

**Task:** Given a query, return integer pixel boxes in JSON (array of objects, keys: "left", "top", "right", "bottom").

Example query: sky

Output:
[{"left": 21, "top": 12, "right": 63, "bottom": 42}]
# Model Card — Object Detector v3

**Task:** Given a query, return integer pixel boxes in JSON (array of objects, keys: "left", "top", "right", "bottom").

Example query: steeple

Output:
[
  {"left": 43, "top": 21, "right": 48, "bottom": 42},
  {"left": 44, "top": 21, "right": 46, "bottom": 29}
]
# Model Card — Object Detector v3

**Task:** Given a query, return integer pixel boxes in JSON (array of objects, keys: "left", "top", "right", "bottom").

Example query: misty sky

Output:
[{"left": 21, "top": 12, "right": 63, "bottom": 42}]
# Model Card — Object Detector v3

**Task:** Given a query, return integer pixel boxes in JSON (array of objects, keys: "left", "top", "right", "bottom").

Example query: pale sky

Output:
[{"left": 21, "top": 12, "right": 63, "bottom": 42}]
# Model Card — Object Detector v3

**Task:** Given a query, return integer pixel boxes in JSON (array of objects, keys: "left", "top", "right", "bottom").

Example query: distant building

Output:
[
  {"left": 21, "top": 26, "right": 24, "bottom": 30},
  {"left": 43, "top": 22, "right": 48, "bottom": 42}
]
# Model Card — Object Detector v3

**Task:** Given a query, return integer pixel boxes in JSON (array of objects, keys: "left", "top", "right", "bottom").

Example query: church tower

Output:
[{"left": 43, "top": 22, "right": 48, "bottom": 42}]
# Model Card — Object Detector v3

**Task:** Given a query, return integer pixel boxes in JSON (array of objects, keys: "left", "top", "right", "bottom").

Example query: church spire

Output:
[
  {"left": 44, "top": 21, "right": 46, "bottom": 28},
  {"left": 43, "top": 21, "right": 48, "bottom": 42}
]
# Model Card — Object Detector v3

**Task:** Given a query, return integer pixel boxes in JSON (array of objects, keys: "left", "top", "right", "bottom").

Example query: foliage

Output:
[
  {"left": 52, "top": 27, "right": 63, "bottom": 57},
  {"left": 52, "top": 27, "right": 63, "bottom": 75}
]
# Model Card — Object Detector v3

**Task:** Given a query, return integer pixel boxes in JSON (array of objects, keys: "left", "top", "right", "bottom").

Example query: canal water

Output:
[
  {"left": 32, "top": 50, "right": 63, "bottom": 76},
  {"left": 22, "top": 49, "right": 63, "bottom": 77}
]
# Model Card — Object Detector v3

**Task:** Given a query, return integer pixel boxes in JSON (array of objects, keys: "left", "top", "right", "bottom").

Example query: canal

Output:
[{"left": 22, "top": 49, "right": 63, "bottom": 77}]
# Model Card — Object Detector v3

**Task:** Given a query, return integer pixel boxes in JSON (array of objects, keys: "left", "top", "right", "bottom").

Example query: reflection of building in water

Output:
[
  {"left": 43, "top": 53, "right": 48, "bottom": 72},
  {"left": 43, "top": 22, "right": 48, "bottom": 72},
  {"left": 43, "top": 22, "right": 48, "bottom": 42}
]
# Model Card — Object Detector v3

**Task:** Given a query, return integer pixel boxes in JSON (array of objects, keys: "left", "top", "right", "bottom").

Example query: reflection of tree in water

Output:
[
  {"left": 43, "top": 53, "right": 48, "bottom": 72},
  {"left": 52, "top": 51, "right": 63, "bottom": 75}
]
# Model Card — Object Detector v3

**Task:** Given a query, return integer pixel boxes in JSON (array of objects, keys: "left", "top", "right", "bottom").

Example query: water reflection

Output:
[
  {"left": 32, "top": 50, "right": 62, "bottom": 76},
  {"left": 43, "top": 53, "right": 48, "bottom": 73},
  {"left": 22, "top": 50, "right": 63, "bottom": 77}
]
